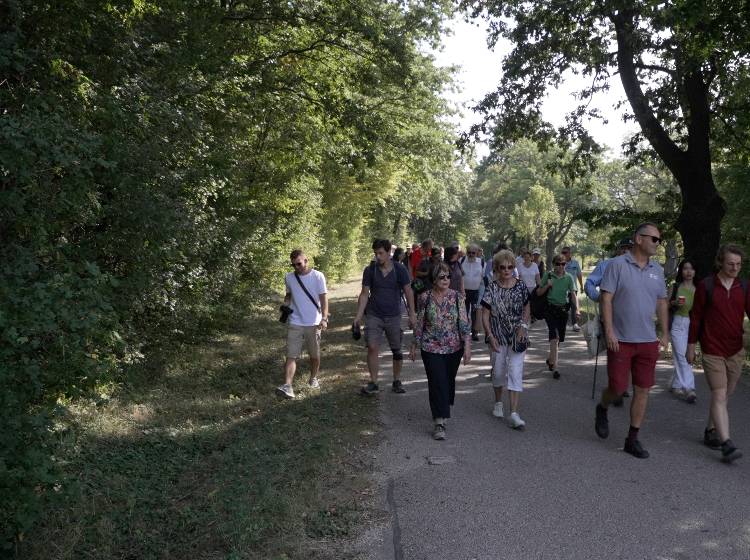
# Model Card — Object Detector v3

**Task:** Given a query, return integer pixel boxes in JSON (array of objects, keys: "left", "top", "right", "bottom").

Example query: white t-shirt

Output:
[
  {"left": 517, "top": 262, "right": 539, "bottom": 292},
  {"left": 461, "top": 258, "right": 484, "bottom": 290},
  {"left": 285, "top": 269, "right": 327, "bottom": 326}
]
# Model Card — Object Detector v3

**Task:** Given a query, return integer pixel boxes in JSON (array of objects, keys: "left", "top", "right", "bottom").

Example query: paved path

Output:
[{"left": 364, "top": 319, "right": 750, "bottom": 560}]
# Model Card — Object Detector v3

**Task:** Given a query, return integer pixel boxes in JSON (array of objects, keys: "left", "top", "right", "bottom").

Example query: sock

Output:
[{"left": 627, "top": 425, "right": 639, "bottom": 443}]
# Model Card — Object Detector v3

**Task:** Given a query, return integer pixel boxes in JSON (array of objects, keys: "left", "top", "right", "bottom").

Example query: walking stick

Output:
[{"left": 591, "top": 332, "right": 600, "bottom": 399}]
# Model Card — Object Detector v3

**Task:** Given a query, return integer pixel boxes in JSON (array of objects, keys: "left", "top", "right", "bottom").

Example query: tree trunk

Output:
[
  {"left": 545, "top": 232, "right": 556, "bottom": 268},
  {"left": 675, "top": 175, "right": 725, "bottom": 280},
  {"left": 664, "top": 238, "right": 679, "bottom": 278}
]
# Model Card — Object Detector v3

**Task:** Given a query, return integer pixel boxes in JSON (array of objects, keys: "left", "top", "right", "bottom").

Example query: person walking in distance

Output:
[
  {"left": 687, "top": 244, "right": 749, "bottom": 463},
  {"left": 354, "top": 239, "right": 417, "bottom": 396},
  {"left": 444, "top": 245, "right": 465, "bottom": 296},
  {"left": 595, "top": 223, "right": 669, "bottom": 459},
  {"left": 517, "top": 248, "right": 541, "bottom": 296},
  {"left": 276, "top": 249, "right": 329, "bottom": 399},
  {"left": 537, "top": 254, "right": 578, "bottom": 380},
  {"left": 668, "top": 260, "right": 697, "bottom": 403},
  {"left": 461, "top": 243, "right": 485, "bottom": 342},
  {"left": 561, "top": 246, "right": 584, "bottom": 332},
  {"left": 532, "top": 248, "right": 545, "bottom": 277},
  {"left": 481, "top": 250, "right": 531, "bottom": 429},
  {"left": 411, "top": 262, "right": 472, "bottom": 440}
]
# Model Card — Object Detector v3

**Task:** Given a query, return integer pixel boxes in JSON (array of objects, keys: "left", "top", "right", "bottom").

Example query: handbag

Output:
[{"left": 511, "top": 328, "right": 529, "bottom": 353}]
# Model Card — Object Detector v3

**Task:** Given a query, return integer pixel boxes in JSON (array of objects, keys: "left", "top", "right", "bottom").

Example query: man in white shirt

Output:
[
  {"left": 461, "top": 243, "right": 485, "bottom": 341},
  {"left": 276, "top": 249, "right": 329, "bottom": 399}
]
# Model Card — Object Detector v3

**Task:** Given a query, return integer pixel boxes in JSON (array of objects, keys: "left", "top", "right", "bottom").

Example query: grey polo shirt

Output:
[{"left": 600, "top": 252, "right": 667, "bottom": 342}]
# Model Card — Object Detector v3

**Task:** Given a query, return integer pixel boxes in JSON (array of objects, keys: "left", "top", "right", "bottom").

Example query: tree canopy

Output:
[{"left": 462, "top": 0, "right": 750, "bottom": 277}]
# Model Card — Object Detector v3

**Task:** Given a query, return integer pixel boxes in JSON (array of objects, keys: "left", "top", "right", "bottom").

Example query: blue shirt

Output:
[{"left": 584, "top": 259, "right": 609, "bottom": 302}]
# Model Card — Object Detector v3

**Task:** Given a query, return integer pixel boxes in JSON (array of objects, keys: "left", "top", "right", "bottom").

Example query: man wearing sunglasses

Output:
[
  {"left": 595, "top": 223, "right": 669, "bottom": 459},
  {"left": 276, "top": 249, "right": 329, "bottom": 399}
]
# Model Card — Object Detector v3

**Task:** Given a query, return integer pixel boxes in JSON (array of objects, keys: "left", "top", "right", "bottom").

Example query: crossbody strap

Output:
[{"left": 295, "top": 272, "right": 321, "bottom": 312}]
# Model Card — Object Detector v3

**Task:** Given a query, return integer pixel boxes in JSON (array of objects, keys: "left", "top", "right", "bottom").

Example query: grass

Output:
[{"left": 17, "top": 280, "right": 383, "bottom": 560}]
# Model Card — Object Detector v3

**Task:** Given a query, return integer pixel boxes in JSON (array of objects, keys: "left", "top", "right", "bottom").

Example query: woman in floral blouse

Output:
[
  {"left": 481, "top": 250, "right": 531, "bottom": 429},
  {"left": 411, "top": 262, "right": 472, "bottom": 440}
]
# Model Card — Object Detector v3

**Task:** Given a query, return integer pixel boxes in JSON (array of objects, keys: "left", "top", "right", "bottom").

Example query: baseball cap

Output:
[{"left": 532, "top": 248, "right": 542, "bottom": 255}]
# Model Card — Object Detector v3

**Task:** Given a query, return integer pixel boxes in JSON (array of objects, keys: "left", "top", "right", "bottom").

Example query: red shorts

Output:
[{"left": 606, "top": 341, "right": 659, "bottom": 395}]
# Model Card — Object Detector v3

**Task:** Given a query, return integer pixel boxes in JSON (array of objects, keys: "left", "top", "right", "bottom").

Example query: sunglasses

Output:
[
  {"left": 639, "top": 234, "right": 662, "bottom": 244},
  {"left": 437, "top": 274, "right": 451, "bottom": 280},
  {"left": 496, "top": 265, "right": 514, "bottom": 271},
  {"left": 554, "top": 262, "right": 565, "bottom": 266},
  {"left": 292, "top": 260, "right": 307, "bottom": 267}
]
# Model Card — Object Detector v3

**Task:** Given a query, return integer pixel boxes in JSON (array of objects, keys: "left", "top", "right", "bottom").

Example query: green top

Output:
[
  {"left": 673, "top": 283, "right": 695, "bottom": 317},
  {"left": 541, "top": 271, "right": 576, "bottom": 306}
]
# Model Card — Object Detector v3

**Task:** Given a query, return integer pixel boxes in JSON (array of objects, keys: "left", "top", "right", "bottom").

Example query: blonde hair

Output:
[{"left": 493, "top": 249, "right": 515, "bottom": 271}]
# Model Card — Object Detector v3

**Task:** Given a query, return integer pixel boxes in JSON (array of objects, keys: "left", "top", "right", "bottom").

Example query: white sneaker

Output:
[
  {"left": 492, "top": 402, "right": 504, "bottom": 418},
  {"left": 508, "top": 412, "right": 526, "bottom": 429},
  {"left": 275, "top": 384, "right": 295, "bottom": 399},
  {"left": 572, "top": 323, "right": 581, "bottom": 332},
  {"left": 309, "top": 378, "right": 320, "bottom": 389}
]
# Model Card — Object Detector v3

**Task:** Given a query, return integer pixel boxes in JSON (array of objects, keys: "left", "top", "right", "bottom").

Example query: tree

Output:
[
  {"left": 509, "top": 184, "right": 558, "bottom": 249},
  {"left": 462, "top": 0, "right": 750, "bottom": 277}
]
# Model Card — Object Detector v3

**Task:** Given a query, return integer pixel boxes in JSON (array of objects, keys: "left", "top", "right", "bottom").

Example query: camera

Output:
[
  {"left": 279, "top": 304, "right": 293, "bottom": 323},
  {"left": 351, "top": 322, "right": 362, "bottom": 340}
]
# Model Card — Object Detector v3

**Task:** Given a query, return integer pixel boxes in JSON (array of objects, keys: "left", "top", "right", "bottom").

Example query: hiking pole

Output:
[{"left": 591, "top": 332, "right": 600, "bottom": 400}]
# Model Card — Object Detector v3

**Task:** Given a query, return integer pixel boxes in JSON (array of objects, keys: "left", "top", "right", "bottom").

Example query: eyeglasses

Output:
[
  {"left": 437, "top": 274, "right": 451, "bottom": 280},
  {"left": 639, "top": 234, "right": 662, "bottom": 244},
  {"left": 496, "top": 265, "right": 514, "bottom": 271}
]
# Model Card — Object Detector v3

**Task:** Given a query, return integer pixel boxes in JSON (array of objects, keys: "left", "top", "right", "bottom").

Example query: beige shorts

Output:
[
  {"left": 287, "top": 324, "right": 321, "bottom": 359},
  {"left": 702, "top": 351, "right": 745, "bottom": 391}
]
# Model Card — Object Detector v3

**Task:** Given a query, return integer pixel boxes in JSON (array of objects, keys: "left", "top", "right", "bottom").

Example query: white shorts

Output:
[{"left": 491, "top": 345, "right": 526, "bottom": 392}]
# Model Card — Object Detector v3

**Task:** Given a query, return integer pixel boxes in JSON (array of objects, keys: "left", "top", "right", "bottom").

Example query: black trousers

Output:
[
  {"left": 465, "top": 289, "right": 479, "bottom": 333},
  {"left": 421, "top": 349, "right": 464, "bottom": 420}
]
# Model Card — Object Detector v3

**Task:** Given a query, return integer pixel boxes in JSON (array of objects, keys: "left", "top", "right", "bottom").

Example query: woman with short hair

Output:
[
  {"left": 537, "top": 254, "right": 578, "bottom": 380},
  {"left": 411, "top": 262, "right": 472, "bottom": 440},
  {"left": 481, "top": 250, "right": 531, "bottom": 429}
]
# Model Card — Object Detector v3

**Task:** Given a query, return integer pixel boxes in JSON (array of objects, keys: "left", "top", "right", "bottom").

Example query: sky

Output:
[{"left": 433, "top": 17, "right": 639, "bottom": 158}]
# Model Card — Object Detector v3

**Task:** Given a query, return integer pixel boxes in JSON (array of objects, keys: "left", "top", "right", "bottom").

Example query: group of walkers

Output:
[{"left": 276, "top": 226, "right": 749, "bottom": 463}]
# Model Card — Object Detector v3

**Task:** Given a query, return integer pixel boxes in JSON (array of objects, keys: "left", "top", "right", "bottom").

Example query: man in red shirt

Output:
[
  {"left": 687, "top": 244, "right": 750, "bottom": 463},
  {"left": 410, "top": 239, "right": 432, "bottom": 279}
]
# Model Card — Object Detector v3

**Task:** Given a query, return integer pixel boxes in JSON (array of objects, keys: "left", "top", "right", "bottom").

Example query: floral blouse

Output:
[{"left": 415, "top": 289, "right": 471, "bottom": 354}]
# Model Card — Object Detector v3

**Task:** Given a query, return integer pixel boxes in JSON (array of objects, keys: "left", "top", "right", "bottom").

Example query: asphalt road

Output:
[{"left": 362, "top": 319, "right": 750, "bottom": 560}]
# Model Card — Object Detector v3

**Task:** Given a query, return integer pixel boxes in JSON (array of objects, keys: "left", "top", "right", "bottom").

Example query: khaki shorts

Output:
[
  {"left": 702, "top": 351, "right": 745, "bottom": 391},
  {"left": 287, "top": 324, "right": 321, "bottom": 359},
  {"left": 364, "top": 314, "right": 403, "bottom": 350}
]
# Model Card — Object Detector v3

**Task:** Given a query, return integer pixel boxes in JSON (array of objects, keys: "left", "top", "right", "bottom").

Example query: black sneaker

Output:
[
  {"left": 703, "top": 428, "right": 722, "bottom": 450},
  {"left": 552, "top": 370, "right": 560, "bottom": 380},
  {"left": 595, "top": 404, "right": 609, "bottom": 439},
  {"left": 622, "top": 390, "right": 630, "bottom": 398},
  {"left": 361, "top": 382, "right": 379, "bottom": 396},
  {"left": 392, "top": 380, "right": 406, "bottom": 394},
  {"left": 612, "top": 396, "right": 624, "bottom": 407},
  {"left": 720, "top": 440, "right": 742, "bottom": 463},
  {"left": 624, "top": 438, "right": 650, "bottom": 459}
]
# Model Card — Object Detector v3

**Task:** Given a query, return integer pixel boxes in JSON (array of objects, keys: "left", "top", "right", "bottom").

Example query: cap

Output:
[
  {"left": 617, "top": 238, "right": 634, "bottom": 247},
  {"left": 532, "top": 248, "right": 542, "bottom": 255}
]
